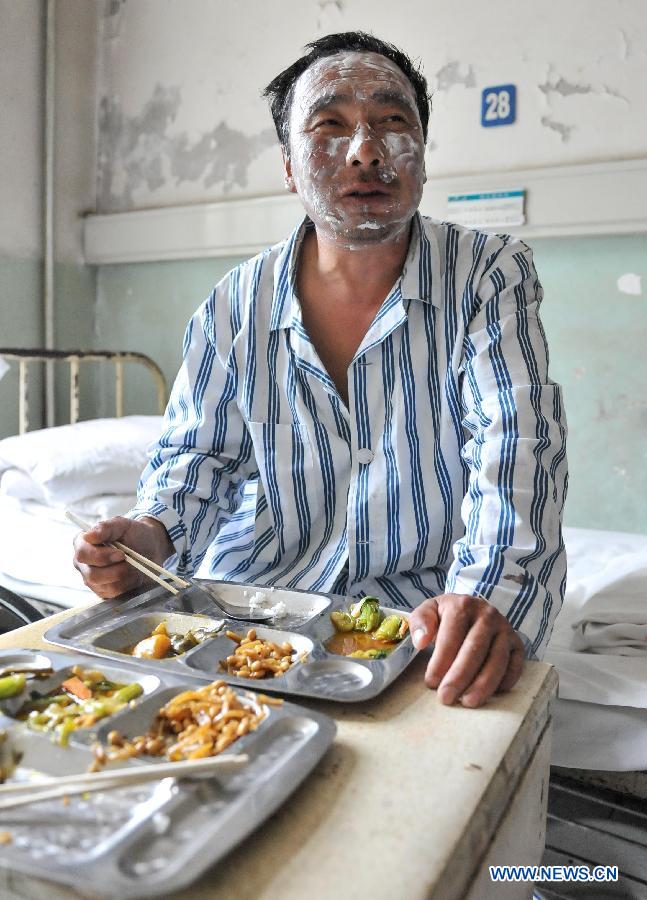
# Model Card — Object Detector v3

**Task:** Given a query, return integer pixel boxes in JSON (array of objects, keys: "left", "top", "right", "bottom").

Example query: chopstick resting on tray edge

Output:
[
  {"left": 0, "top": 754, "right": 249, "bottom": 810},
  {"left": 65, "top": 510, "right": 190, "bottom": 596}
]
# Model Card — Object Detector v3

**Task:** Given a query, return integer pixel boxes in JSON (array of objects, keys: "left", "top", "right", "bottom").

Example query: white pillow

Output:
[{"left": 0, "top": 415, "right": 163, "bottom": 505}]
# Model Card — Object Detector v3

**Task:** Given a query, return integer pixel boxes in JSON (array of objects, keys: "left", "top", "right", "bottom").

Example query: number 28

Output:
[{"left": 485, "top": 89, "right": 511, "bottom": 120}]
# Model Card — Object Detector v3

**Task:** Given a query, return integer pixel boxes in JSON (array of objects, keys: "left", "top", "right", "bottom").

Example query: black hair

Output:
[{"left": 263, "top": 31, "right": 431, "bottom": 153}]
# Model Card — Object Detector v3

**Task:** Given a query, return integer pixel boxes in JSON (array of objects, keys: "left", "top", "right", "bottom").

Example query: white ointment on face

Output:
[{"left": 283, "top": 52, "right": 426, "bottom": 249}]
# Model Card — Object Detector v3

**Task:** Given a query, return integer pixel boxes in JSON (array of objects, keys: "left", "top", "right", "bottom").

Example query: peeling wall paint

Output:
[
  {"left": 95, "top": 0, "right": 647, "bottom": 212},
  {"left": 434, "top": 61, "right": 476, "bottom": 91},
  {"left": 617, "top": 273, "right": 642, "bottom": 295},
  {"left": 98, "top": 84, "right": 276, "bottom": 210},
  {"left": 538, "top": 75, "right": 628, "bottom": 103},
  {"left": 540, "top": 115, "right": 574, "bottom": 143}
]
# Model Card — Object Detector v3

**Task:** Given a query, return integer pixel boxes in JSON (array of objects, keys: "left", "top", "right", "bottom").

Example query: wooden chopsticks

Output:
[
  {"left": 0, "top": 754, "right": 248, "bottom": 810},
  {"left": 65, "top": 510, "right": 190, "bottom": 596}
]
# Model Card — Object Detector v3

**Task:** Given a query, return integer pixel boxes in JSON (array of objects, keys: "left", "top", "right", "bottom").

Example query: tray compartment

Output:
[
  {"left": 1, "top": 739, "right": 177, "bottom": 868},
  {"left": 309, "top": 605, "right": 412, "bottom": 658},
  {"left": 0, "top": 651, "right": 53, "bottom": 674},
  {"left": 89, "top": 611, "right": 225, "bottom": 660},
  {"left": 1, "top": 661, "right": 161, "bottom": 742},
  {"left": 183, "top": 625, "right": 314, "bottom": 681},
  {"left": 0, "top": 652, "right": 55, "bottom": 709},
  {"left": 293, "top": 658, "right": 375, "bottom": 694},
  {"left": 195, "top": 581, "right": 331, "bottom": 627},
  {"left": 92, "top": 680, "right": 273, "bottom": 757}
]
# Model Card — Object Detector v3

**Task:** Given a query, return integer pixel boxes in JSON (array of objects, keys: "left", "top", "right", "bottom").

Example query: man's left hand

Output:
[{"left": 409, "top": 594, "right": 525, "bottom": 707}]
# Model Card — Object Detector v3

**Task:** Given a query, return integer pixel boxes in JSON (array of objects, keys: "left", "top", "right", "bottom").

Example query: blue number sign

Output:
[{"left": 481, "top": 84, "right": 516, "bottom": 127}]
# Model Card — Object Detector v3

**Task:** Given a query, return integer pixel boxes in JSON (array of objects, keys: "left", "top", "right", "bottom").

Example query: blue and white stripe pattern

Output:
[{"left": 132, "top": 213, "right": 567, "bottom": 657}]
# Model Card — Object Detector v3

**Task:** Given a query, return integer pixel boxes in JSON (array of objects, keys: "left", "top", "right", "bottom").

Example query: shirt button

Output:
[{"left": 357, "top": 448, "right": 374, "bottom": 465}]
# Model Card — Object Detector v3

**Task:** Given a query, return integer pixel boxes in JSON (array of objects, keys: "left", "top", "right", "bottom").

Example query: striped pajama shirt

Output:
[{"left": 132, "top": 213, "right": 567, "bottom": 657}]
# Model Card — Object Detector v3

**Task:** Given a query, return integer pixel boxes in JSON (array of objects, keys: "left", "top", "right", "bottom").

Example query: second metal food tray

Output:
[
  {"left": 45, "top": 580, "right": 418, "bottom": 702},
  {"left": 0, "top": 648, "right": 335, "bottom": 898}
]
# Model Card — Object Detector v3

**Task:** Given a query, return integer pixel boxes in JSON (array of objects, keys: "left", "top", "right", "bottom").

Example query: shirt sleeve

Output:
[
  {"left": 444, "top": 239, "right": 568, "bottom": 658},
  {"left": 129, "top": 282, "right": 254, "bottom": 575}
]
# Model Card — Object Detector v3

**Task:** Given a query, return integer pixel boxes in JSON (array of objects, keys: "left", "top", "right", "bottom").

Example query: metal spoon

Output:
[{"left": 193, "top": 583, "right": 274, "bottom": 623}]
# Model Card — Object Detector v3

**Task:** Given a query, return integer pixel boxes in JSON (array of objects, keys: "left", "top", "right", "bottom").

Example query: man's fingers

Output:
[
  {"left": 434, "top": 617, "right": 496, "bottom": 704},
  {"left": 73, "top": 516, "right": 134, "bottom": 568},
  {"left": 497, "top": 643, "right": 525, "bottom": 693},
  {"left": 72, "top": 515, "right": 173, "bottom": 601},
  {"left": 424, "top": 599, "right": 473, "bottom": 693},
  {"left": 460, "top": 632, "right": 519, "bottom": 708},
  {"left": 74, "top": 560, "right": 142, "bottom": 598},
  {"left": 409, "top": 598, "right": 440, "bottom": 650},
  {"left": 82, "top": 516, "right": 131, "bottom": 546},
  {"left": 73, "top": 534, "right": 123, "bottom": 568}
]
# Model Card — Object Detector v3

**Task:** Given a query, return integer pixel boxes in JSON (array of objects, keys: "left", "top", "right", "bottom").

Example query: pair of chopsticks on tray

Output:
[
  {"left": 0, "top": 754, "right": 248, "bottom": 810},
  {"left": 65, "top": 511, "right": 189, "bottom": 596}
]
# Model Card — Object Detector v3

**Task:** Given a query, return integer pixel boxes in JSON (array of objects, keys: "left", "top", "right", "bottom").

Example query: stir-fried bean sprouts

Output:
[{"left": 92, "top": 680, "right": 281, "bottom": 769}]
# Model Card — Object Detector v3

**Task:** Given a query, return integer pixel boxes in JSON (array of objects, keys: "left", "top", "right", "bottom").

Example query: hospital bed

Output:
[{"left": 0, "top": 348, "right": 166, "bottom": 613}]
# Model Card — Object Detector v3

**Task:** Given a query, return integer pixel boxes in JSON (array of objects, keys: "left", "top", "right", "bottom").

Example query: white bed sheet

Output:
[
  {"left": 551, "top": 699, "right": 647, "bottom": 771},
  {"left": 0, "top": 415, "right": 161, "bottom": 609},
  {"left": 546, "top": 526, "right": 647, "bottom": 771},
  {"left": 0, "top": 568, "right": 90, "bottom": 609},
  {"left": 0, "top": 496, "right": 96, "bottom": 607}
]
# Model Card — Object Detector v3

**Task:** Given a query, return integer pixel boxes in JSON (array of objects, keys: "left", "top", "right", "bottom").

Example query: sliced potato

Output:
[{"left": 132, "top": 633, "right": 172, "bottom": 659}]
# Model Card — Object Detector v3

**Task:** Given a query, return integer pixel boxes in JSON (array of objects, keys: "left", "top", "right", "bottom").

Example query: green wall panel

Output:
[
  {"left": 52, "top": 262, "right": 97, "bottom": 426},
  {"left": 532, "top": 234, "right": 647, "bottom": 534},
  {"left": 0, "top": 256, "right": 43, "bottom": 438},
  {"left": 95, "top": 256, "right": 244, "bottom": 417}
]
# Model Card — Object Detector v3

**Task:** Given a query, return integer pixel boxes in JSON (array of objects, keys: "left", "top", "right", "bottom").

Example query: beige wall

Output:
[
  {"left": 0, "top": 0, "right": 43, "bottom": 260},
  {"left": 95, "top": 0, "right": 647, "bottom": 212},
  {"left": 0, "top": 0, "right": 99, "bottom": 436}
]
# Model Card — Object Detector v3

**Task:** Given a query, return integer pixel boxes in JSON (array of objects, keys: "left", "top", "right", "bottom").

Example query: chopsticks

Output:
[
  {"left": 0, "top": 754, "right": 248, "bottom": 810},
  {"left": 65, "top": 510, "right": 190, "bottom": 596}
]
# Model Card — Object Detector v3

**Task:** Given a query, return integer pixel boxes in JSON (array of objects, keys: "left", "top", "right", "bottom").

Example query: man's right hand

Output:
[{"left": 73, "top": 516, "right": 175, "bottom": 599}]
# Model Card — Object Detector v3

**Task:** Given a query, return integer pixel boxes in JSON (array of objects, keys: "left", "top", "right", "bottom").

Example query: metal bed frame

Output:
[
  {"left": 0, "top": 348, "right": 168, "bottom": 628},
  {"left": 536, "top": 773, "right": 647, "bottom": 898},
  {"left": 0, "top": 348, "right": 167, "bottom": 434}
]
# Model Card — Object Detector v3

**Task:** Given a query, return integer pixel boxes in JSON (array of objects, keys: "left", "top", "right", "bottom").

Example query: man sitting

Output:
[{"left": 74, "top": 32, "right": 567, "bottom": 707}]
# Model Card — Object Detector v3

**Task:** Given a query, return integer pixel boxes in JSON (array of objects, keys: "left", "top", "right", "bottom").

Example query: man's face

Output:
[{"left": 284, "top": 52, "right": 426, "bottom": 247}]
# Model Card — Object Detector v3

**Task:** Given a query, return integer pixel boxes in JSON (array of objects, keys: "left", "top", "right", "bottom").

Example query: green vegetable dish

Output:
[
  {"left": 0, "top": 673, "right": 27, "bottom": 700},
  {"left": 17, "top": 665, "right": 143, "bottom": 746},
  {"left": 326, "top": 597, "right": 409, "bottom": 659}
]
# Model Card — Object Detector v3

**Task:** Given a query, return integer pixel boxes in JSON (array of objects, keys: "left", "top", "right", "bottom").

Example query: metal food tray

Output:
[
  {"left": 0, "top": 648, "right": 335, "bottom": 898},
  {"left": 45, "top": 581, "right": 418, "bottom": 702}
]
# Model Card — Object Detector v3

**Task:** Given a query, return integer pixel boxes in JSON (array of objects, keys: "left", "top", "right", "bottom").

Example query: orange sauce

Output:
[{"left": 324, "top": 631, "right": 399, "bottom": 657}]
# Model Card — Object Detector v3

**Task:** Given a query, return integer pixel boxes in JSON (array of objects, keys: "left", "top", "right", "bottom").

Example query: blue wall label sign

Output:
[{"left": 481, "top": 84, "right": 516, "bottom": 127}]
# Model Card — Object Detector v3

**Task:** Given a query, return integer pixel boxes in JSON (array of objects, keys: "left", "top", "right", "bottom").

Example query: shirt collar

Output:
[
  {"left": 400, "top": 212, "right": 443, "bottom": 309},
  {"left": 269, "top": 211, "right": 442, "bottom": 332}
]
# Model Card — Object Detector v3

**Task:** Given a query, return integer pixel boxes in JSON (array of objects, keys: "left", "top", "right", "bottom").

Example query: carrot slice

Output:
[{"left": 61, "top": 676, "right": 93, "bottom": 700}]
